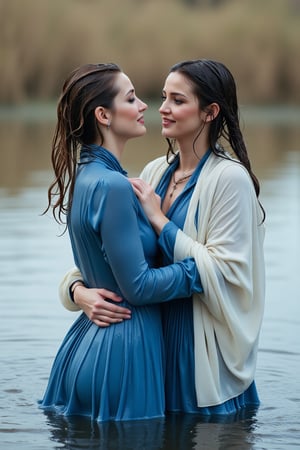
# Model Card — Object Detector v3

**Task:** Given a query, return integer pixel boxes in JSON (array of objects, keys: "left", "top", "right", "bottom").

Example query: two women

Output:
[
  {"left": 41, "top": 60, "right": 265, "bottom": 421},
  {"left": 40, "top": 63, "right": 202, "bottom": 421}
]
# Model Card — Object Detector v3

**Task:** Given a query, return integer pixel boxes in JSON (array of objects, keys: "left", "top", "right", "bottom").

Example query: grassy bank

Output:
[{"left": 1, "top": 0, "right": 299, "bottom": 104}]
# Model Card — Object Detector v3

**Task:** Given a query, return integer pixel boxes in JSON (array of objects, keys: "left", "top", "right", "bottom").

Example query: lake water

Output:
[{"left": 0, "top": 106, "right": 300, "bottom": 449}]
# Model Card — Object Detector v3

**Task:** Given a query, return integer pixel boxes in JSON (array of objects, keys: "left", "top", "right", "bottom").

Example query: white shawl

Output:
[{"left": 140, "top": 152, "right": 265, "bottom": 407}]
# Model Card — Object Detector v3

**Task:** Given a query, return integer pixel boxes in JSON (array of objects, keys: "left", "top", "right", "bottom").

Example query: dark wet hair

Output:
[
  {"left": 45, "top": 63, "right": 121, "bottom": 224},
  {"left": 167, "top": 59, "right": 265, "bottom": 220}
]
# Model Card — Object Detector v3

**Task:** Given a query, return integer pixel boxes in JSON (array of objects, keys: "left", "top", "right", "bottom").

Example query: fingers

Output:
[
  {"left": 92, "top": 305, "right": 131, "bottom": 318},
  {"left": 96, "top": 289, "right": 131, "bottom": 313},
  {"left": 83, "top": 290, "right": 132, "bottom": 327},
  {"left": 94, "top": 316, "right": 132, "bottom": 327},
  {"left": 98, "top": 288, "right": 123, "bottom": 302},
  {"left": 93, "top": 318, "right": 125, "bottom": 327},
  {"left": 93, "top": 317, "right": 124, "bottom": 326},
  {"left": 129, "top": 180, "right": 156, "bottom": 204},
  {"left": 90, "top": 297, "right": 132, "bottom": 325},
  {"left": 94, "top": 321, "right": 110, "bottom": 328},
  {"left": 129, "top": 178, "right": 151, "bottom": 192},
  {"left": 90, "top": 311, "right": 131, "bottom": 326},
  {"left": 129, "top": 179, "right": 142, "bottom": 198}
]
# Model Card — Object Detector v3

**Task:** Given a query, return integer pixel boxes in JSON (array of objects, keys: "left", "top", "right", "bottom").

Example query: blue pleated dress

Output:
[
  {"left": 39, "top": 146, "right": 201, "bottom": 422},
  {"left": 155, "top": 151, "right": 260, "bottom": 416}
]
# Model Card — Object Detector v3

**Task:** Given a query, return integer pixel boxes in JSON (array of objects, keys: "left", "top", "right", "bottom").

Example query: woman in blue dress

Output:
[
  {"left": 59, "top": 60, "right": 266, "bottom": 417},
  {"left": 39, "top": 63, "right": 202, "bottom": 422}
]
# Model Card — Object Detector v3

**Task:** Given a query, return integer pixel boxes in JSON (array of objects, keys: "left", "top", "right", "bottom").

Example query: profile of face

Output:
[
  {"left": 107, "top": 72, "right": 148, "bottom": 140},
  {"left": 159, "top": 71, "right": 207, "bottom": 141}
]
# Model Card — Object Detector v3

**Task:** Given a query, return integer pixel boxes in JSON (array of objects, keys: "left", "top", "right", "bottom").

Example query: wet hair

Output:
[
  {"left": 45, "top": 63, "right": 121, "bottom": 224},
  {"left": 167, "top": 59, "right": 265, "bottom": 220}
]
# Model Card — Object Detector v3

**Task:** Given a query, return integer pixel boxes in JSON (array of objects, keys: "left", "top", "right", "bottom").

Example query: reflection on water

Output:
[
  {"left": 45, "top": 413, "right": 166, "bottom": 450},
  {"left": 43, "top": 407, "right": 259, "bottom": 450},
  {"left": 0, "top": 113, "right": 300, "bottom": 449}
]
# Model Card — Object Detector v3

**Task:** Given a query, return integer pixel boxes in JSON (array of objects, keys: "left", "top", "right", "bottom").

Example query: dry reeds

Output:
[{"left": 0, "top": 0, "right": 299, "bottom": 104}]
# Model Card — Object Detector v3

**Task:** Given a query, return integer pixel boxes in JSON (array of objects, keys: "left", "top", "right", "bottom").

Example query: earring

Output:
[
  {"left": 107, "top": 120, "right": 111, "bottom": 130},
  {"left": 205, "top": 114, "right": 214, "bottom": 123}
]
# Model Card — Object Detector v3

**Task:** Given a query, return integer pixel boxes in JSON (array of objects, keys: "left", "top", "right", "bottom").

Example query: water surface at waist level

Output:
[{"left": 0, "top": 117, "right": 299, "bottom": 449}]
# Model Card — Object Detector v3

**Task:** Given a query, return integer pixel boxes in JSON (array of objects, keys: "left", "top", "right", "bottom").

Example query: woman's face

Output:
[
  {"left": 159, "top": 71, "right": 205, "bottom": 141},
  {"left": 110, "top": 72, "right": 148, "bottom": 139}
]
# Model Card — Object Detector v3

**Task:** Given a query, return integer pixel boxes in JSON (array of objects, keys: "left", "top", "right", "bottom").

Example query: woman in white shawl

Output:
[{"left": 60, "top": 60, "right": 265, "bottom": 416}]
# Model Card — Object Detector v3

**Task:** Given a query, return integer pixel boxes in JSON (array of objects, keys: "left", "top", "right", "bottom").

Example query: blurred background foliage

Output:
[{"left": 1, "top": 0, "right": 299, "bottom": 104}]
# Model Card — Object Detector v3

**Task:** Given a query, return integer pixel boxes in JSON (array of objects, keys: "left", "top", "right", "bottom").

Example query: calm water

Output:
[{"left": 0, "top": 107, "right": 300, "bottom": 449}]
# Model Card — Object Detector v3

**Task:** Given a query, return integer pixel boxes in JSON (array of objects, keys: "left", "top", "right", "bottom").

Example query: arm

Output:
[
  {"left": 59, "top": 266, "right": 83, "bottom": 311},
  {"left": 73, "top": 285, "right": 131, "bottom": 327},
  {"left": 89, "top": 176, "right": 202, "bottom": 305},
  {"left": 59, "top": 267, "right": 132, "bottom": 326},
  {"left": 59, "top": 176, "right": 201, "bottom": 319}
]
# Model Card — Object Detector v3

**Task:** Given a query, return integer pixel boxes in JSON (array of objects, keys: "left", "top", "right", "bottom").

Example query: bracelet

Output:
[{"left": 69, "top": 280, "right": 84, "bottom": 303}]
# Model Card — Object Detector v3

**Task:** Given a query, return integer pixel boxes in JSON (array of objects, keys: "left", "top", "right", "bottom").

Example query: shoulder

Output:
[
  {"left": 101, "top": 172, "right": 132, "bottom": 196},
  {"left": 219, "top": 160, "right": 250, "bottom": 183},
  {"left": 206, "top": 154, "right": 252, "bottom": 187},
  {"left": 198, "top": 154, "right": 257, "bottom": 206},
  {"left": 82, "top": 170, "right": 132, "bottom": 203},
  {"left": 140, "top": 156, "right": 169, "bottom": 184},
  {"left": 142, "top": 156, "right": 168, "bottom": 173}
]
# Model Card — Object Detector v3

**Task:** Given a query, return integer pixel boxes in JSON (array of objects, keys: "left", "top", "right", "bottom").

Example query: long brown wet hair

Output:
[{"left": 44, "top": 63, "right": 121, "bottom": 225}]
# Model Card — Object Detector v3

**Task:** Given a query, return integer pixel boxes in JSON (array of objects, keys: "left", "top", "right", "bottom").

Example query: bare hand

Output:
[
  {"left": 130, "top": 178, "right": 169, "bottom": 234},
  {"left": 74, "top": 286, "right": 131, "bottom": 327}
]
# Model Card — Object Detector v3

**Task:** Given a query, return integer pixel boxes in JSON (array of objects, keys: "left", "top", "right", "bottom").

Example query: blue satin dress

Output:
[
  {"left": 39, "top": 145, "right": 201, "bottom": 422},
  {"left": 156, "top": 151, "right": 260, "bottom": 416}
]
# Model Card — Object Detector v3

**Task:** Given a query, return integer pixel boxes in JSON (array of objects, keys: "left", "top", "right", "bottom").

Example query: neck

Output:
[
  {"left": 100, "top": 136, "right": 125, "bottom": 162},
  {"left": 176, "top": 147, "right": 205, "bottom": 173},
  {"left": 176, "top": 136, "right": 209, "bottom": 172}
]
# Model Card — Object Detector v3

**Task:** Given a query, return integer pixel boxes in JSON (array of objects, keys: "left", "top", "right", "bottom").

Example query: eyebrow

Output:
[
  {"left": 162, "top": 89, "right": 187, "bottom": 98},
  {"left": 126, "top": 88, "right": 135, "bottom": 96}
]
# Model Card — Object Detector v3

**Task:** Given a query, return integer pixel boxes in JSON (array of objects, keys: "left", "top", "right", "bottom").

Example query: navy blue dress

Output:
[
  {"left": 156, "top": 151, "right": 260, "bottom": 415},
  {"left": 39, "top": 146, "right": 201, "bottom": 422}
]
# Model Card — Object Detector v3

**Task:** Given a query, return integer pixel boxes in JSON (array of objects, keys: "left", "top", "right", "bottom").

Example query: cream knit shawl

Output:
[{"left": 140, "top": 152, "right": 265, "bottom": 407}]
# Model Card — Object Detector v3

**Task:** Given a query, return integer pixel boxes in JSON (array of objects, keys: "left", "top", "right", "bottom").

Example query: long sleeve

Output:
[
  {"left": 67, "top": 163, "right": 202, "bottom": 308},
  {"left": 91, "top": 175, "right": 202, "bottom": 305},
  {"left": 59, "top": 156, "right": 201, "bottom": 311},
  {"left": 157, "top": 221, "right": 180, "bottom": 263},
  {"left": 59, "top": 267, "right": 82, "bottom": 311}
]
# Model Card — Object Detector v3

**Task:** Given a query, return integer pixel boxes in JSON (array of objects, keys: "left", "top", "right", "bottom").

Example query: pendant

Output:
[{"left": 169, "top": 183, "right": 177, "bottom": 198}]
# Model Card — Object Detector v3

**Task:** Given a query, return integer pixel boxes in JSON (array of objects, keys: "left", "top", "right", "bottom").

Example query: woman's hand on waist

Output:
[{"left": 74, "top": 285, "right": 131, "bottom": 327}]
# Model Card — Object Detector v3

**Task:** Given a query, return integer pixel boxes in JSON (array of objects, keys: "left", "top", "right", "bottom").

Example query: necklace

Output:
[{"left": 169, "top": 170, "right": 194, "bottom": 198}]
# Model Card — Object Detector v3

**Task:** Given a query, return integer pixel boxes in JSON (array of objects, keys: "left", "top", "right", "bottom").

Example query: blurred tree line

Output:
[{"left": 0, "top": 0, "right": 299, "bottom": 104}]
